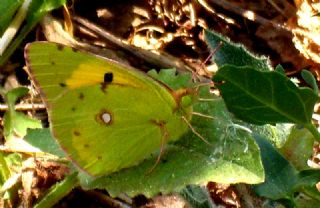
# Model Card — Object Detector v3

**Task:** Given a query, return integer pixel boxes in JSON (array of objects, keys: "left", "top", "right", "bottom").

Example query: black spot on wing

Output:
[
  {"left": 71, "top": 107, "right": 76, "bottom": 112},
  {"left": 100, "top": 72, "right": 113, "bottom": 92},
  {"left": 84, "top": 144, "right": 90, "bottom": 148},
  {"left": 104, "top": 72, "right": 113, "bottom": 83},
  {"left": 59, "top": 83, "right": 67, "bottom": 87},
  {"left": 51, "top": 61, "right": 55, "bottom": 65},
  {"left": 97, "top": 156, "right": 102, "bottom": 160}
]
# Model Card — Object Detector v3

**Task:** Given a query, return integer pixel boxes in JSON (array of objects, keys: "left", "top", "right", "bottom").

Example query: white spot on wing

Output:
[{"left": 102, "top": 112, "right": 111, "bottom": 124}]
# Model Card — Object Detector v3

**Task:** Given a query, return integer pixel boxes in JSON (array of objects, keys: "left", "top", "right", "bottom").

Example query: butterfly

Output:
[{"left": 24, "top": 42, "right": 199, "bottom": 177}]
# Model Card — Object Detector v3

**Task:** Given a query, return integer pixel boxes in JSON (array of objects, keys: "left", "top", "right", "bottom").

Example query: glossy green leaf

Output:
[
  {"left": 213, "top": 65, "right": 318, "bottom": 125},
  {"left": 204, "top": 30, "right": 271, "bottom": 71},
  {"left": 24, "top": 128, "right": 66, "bottom": 157},
  {"left": 301, "top": 70, "right": 319, "bottom": 94},
  {"left": 253, "top": 134, "right": 297, "bottom": 202},
  {"left": 254, "top": 134, "right": 320, "bottom": 206}
]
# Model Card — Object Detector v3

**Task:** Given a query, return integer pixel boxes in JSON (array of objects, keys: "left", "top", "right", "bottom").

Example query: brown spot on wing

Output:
[
  {"left": 72, "top": 47, "right": 78, "bottom": 52},
  {"left": 56, "top": 44, "right": 64, "bottom": 51},
  {"left": 79, "top": 93, "right": 84, "bottom": 100},
  {"left": 100, "top": 82, "right": 108, "bottom": 93},
  {"left": 73, "top": 130, "right": 81, "bottom": 136}
]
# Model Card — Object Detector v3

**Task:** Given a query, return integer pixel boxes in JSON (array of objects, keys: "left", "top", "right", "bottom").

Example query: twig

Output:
[
  {"left": 0, "top": 103, "right": 45, "bottom": 111},
  {"left": 204, "top": 0, "right": 319, "bottom": 48},
  {"left": 86, "top": 190, "right": 132, "bottom": 208},
  {"left": 267, "top": 0, "right": 287, "bottom": 18},
  {"left": 205, "top": 0, "right": 289, "bottom": 31},
  {"left": 73, "top": 16, "right": 195, "bottom": 73}
]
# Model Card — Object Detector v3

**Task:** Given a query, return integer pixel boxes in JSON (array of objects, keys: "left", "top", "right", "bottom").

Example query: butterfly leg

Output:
[
  {"left": 146, "top": 120, "right": 168, "bottom": 174},
  {"left": 182, "top": 116, "right": 212, "bottom": 146}
]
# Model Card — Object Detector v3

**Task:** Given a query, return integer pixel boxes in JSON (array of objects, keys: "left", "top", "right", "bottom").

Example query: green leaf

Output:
[
  {"left": 295, "top": 170, "right": 320, "bottom": 190},
  {"left": 24, "top": 128, "right": 66, "bottom": 157},
  {"left": 254, "top": 134, "right": 320, "bottom": 206},
  {"left": 279, "top": 126, "right": 314, "bottom": 170},
  {"left": 275, "top": 64, "right": 285, "bottom": 75},
  {"left": 0, "top": 0, "right": 22, "bottom": 36},
  {"left": 295, "top": 170, "right": 320, "bottom": 203},
  {"left": 204, "top": 30, "right": 271, "bottom": 71},
  {"left": 253, "top": 134, "right": 297, "bottom": 202},
  {"left": 301, "top": 70, "right": 319, "bottom": 94},
  {"left": 0, "top": 153, "right": 22, "bottom": 203},
  {"left": 0, "top": 0, "right": 65, "bottom": 65},
  {"left": 0, "top": 153, "right": 12, "bottom": 185},
  {"left": 180, "top": 185, "right": 216, "bottom": 208},
  {"left": 213, "top": 65, "right": 318, "bottom": 125},
  {"left": 79, "top": 70, "right": 264, "bottom": 197},
  {"left": 3, "top": 87, "right": 42, "bottom": 141}
]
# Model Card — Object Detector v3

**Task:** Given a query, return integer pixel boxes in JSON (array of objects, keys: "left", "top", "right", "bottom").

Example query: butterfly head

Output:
[{"left": 172, "top": 88, "right": 197, "bottom": 119}]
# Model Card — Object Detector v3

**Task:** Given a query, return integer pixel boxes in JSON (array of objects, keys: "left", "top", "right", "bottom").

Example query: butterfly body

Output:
[{"left": 25, "top": 42, "right": 194, "bottom": 176}]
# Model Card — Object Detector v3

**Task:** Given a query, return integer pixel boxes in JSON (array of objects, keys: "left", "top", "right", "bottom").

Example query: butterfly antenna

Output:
[
  {"left": 193, "top": 82, "right": 214, "bottom": 89},
  {"left": 182, "top": 116, "right": 212, "bottom": 146},
  {"left": 146, "top": 122, "right": 169, "bottom": 174},
  {"left": 200, "top": 41, "right": 223, "bottom": 68}
]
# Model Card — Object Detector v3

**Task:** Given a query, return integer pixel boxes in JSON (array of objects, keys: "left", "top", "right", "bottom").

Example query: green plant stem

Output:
[
  {"left": 304, "top": 123, "right": 320, "bottom": 142},
  {"left": 0, "top": 0, "right": 32, "bottom": 55}
]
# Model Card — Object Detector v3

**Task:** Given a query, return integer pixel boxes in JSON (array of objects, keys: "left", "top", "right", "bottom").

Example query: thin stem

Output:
[
  {"left": 0, "top": 0, "right": 32, "bottom": 55},
  {"left": 304, "top": 123, "right": 320, "bottom": 142}
]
